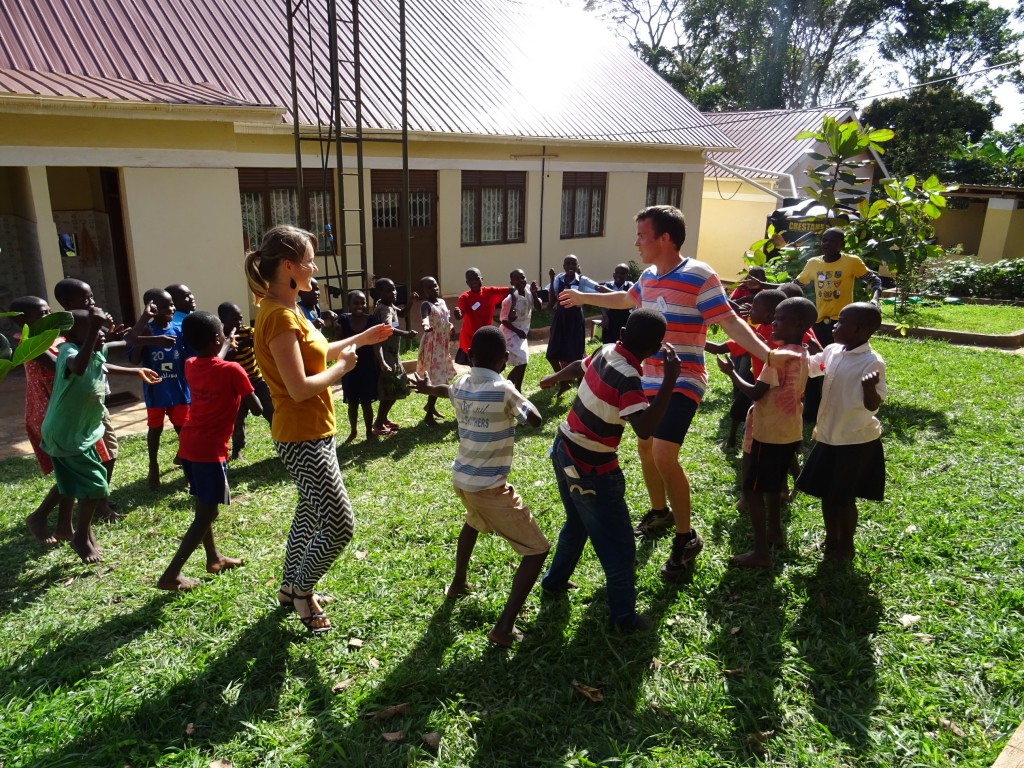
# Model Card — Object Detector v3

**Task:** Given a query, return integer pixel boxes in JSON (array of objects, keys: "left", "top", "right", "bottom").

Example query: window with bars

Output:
[
  {"left": 645, "top": 172, "right": 682, "bottom": 208},
  {"left": 460, "top": 171, "right": 525, "bottom": 246},
  {"left": 371, "top": 190, "right": 434, "bottom": 229},
  {"left": 237, "top": 169, "right": 334, "bottom": 253},
  {"left": 560, "top": 172, "right": 606, "bottom": 238}
]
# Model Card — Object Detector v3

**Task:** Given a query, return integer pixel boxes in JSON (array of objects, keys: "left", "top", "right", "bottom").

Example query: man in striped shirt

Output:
[
  {"left": 413, "top": 326, "right": 548, "bottom": 647},
  {"left": 539, "top": 309, "right": 680, "bottom": 630},
  {"left": 559, "top": 205, "right": 787, "bottom": 581}
]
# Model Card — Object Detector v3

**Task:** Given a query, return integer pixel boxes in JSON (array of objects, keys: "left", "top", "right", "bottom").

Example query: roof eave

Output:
[{"left": 0, "top": 94, "right": 285, "bottom": 123}]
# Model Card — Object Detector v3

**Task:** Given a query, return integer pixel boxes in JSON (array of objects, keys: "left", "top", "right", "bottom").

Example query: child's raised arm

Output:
[
  {"left": 539, "top": 360, "right": 584, "bottom": 389},
  {"left": 862, "top": 370, "right": 882, "bottom": 411},
  {"left": 412, "top": 373, "right": 449, "bottom": 399},
  {"left": 105, "top": 362, "right": 161, "bottom": 384},
  {"left": 715, "top": 354, "right": 768, "bottom": 401}
]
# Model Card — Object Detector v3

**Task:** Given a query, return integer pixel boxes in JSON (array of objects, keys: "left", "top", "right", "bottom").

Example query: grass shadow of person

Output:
[
  {"left": 790, "top": 560, "right": 881, "bottom": 753},
  {"left": 0, "top": 520, "right": 84, "bottom": 616},
  {"left": 878, "top": 400, "right": 952, "bottom": 442},
  {"left": 13, "top": 610, "right": 294, "bottom": 766},
  {"left": 705, "top": 563, "right": 788, "bottom": 760}
]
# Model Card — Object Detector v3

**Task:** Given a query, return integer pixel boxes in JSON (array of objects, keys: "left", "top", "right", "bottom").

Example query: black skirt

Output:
[
  {"left": 546, "top": 306, "right": 585, "bottom": 363},
  {"left": 796, "top": 439, "right": 885, "bottom": 503}
]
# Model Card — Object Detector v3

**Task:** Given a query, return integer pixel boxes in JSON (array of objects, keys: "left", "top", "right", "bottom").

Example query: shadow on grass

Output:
[
  {"left": 791, "top": 562, "right": 881, "bottom": 752},
  {"left": 0, "top": 455, "right": 49, "bottom": 483},
  {"left": 17, "top": 610, "right": 293, "bottom": 766},
  {"left": 878, "top": 400, "right": 952, "bottom": 442},
  {"left": 302, "top": 577, "right": 701, "bottom": 766},
  {"left": 0, "top": 522, "right": 70, "bottom": 616}
]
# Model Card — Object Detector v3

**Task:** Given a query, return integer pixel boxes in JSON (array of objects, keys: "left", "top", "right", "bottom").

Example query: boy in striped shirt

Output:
[
  {"left": 539, "top": 309, "right": 679, "bottom": 630},
  {"left": 413, "top": 326, "right": 547, "bottom": 647}
]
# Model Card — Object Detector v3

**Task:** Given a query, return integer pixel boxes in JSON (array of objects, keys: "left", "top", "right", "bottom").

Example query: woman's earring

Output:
[{"left": 290, "top": 278, "right": 297, "bottom": 289}]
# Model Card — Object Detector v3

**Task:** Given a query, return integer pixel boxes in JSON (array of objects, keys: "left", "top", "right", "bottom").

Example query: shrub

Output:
[{"left": 925, "top": 258, "right": 1024, "bottom": 300}]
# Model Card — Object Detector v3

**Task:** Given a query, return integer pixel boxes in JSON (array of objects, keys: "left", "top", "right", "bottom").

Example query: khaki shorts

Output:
[
  {"left": 101, "top": 407, "right": 119, "bottom": 460},
  {"left": 455, "top": 484, "right": 550, "bottom": 556}
]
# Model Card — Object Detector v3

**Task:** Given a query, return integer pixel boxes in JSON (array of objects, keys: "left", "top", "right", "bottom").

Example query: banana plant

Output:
[{"left": 0, "top": 310, "right": 75, "bottom": 382}]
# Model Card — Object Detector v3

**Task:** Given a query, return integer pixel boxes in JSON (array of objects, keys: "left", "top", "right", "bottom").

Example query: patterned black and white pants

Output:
[{"left": 274, "top": 436, "right": 354, "bottom": 592}]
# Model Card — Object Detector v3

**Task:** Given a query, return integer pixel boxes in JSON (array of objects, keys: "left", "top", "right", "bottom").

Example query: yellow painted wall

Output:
[
  {"left": 933, "top": 202, "right": 986, "bottom": 257},
  {"left": 120, "top": 167, "right": 248, "bottom": 316},
  {"left": 699, "top": 179, "right": 776, "bottom": 281},
  {"left": 1005, "top": 209, "right": 1024, "bottom": 260}
]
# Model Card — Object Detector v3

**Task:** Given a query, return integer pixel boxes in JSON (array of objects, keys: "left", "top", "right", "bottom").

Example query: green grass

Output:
[
  {"left": 1, "top": 337, "right": 1022, "bottom": 767},
  {"left": 882, "top": 302, "right": 1024, "bottom": 335}
]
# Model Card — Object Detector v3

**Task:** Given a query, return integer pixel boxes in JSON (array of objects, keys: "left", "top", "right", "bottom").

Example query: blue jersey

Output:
[{"left": 132, "top": 322, "right": 190, "bottom": 407}]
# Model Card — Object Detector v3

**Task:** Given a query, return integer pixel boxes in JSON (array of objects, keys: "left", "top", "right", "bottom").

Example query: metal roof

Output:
[
  {"left": 704, "top": 108, "right": 854, "bottom": 177},
  {"left": 0, "top": 0, "right": 735, "bottom": 149},
  {"left": 0, "top": 66, "right": 263, "bottom": 107}
]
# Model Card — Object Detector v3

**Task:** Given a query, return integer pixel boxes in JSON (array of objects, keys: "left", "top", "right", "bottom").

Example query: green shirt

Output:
[{"left": 40, "top": 342, "right": 107, "bottom": 458}]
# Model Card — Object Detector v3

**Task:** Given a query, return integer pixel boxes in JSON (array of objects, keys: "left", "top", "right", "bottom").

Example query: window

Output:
[
  {"left": 560, "top": 172, "right": 606, "bottom": 238},
  {"left": 460, "top": 171, "right": 525, "bottom": 246},
  {"left": 646, "top": 172, "right": 682, "bottom": 208},
  {"left": 237, "top": 169, "right": 334, "bottom": 252}
]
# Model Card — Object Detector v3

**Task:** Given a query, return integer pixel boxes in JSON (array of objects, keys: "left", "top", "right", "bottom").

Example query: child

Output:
[
  {"left": 416, "top": 276, "right": 456, "bottom": 425},
  {"left": 413, "top": 326, "right": 548, "bottom": 646},
  {"left": 39, "top": 308, "right": 159, "bottom": 563},
  {"left": 217, "top": 302, "right": 274, "bottom": 460},
  {"left": 546, "top": 256, "right": 601, "bottom": 385},
  {"left": 338, "top": 290, "right": 382, "bottom": 442},
  {"left": 706, "top": 289, "right": 787, "bottom": 452},
  {"left": 796, "top": 302, "right": 886, "bottom": 563},
  {"left": 371, "top": 278, "right": 417, "bottom": 434},
  {"left": 128, "top": 288, "right": 191, "bottom": 489},
  {"left": 298, "top": 277, "right": 339, "bottom": 339},
  {"left": 540, "top": 310, "right": 681, "bottom": 628},
  {"left": 715, "top": 297, "right": 817, "bottom": 568},
  {"left": 728, "top": 266, "right": 767, "bottom": 313},
  {"left": 157, "top": 311, "right": 262, "bottom": 591},
  {"left": 53, "top": 278, "right": 123, "bottom": 521},
  {"left": 600, "top": 263, "right": 634, "bottom": 345},
  {"left": 453, "top": 268, "right": 508, "bottom": 365},
  {"left": 166, "top": 284, "right": 196, "bottom": 332},
  {"left": 499, "top": 269, "right": 542, "bottom": 392}
]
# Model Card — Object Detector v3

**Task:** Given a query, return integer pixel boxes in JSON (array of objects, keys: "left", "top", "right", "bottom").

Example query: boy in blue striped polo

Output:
[{"left": 413, "top": 325, "right": 547, "bottom": 647}]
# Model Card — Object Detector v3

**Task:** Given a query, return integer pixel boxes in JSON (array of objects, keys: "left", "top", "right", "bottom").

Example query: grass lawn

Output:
[
  {"left": 882, "top": 302, "right": 1024, "bottom": 335},
  {"left": 1, "top": 337, "right": 1022, "bottom": 767}
]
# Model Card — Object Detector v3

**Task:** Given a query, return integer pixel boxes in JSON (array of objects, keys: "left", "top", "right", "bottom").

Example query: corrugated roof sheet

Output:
[
  {"left": 0, "top": 66, "right": 263, "bottom": 106},
  {"left": 704, "top": 108, "right": 853, "bottom": 177},
  {"left": 0, "top": 0, "right": 735, "bottom": 149}
]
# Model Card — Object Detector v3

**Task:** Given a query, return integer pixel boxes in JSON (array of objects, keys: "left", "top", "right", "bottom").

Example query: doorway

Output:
[{"left": 370, "top": 170, "right": 438, "bottom": 295}]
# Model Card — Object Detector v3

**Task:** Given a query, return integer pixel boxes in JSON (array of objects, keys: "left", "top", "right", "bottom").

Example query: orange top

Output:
[{"left": 254, "top": 300, "right": 335, "bottom": 442}]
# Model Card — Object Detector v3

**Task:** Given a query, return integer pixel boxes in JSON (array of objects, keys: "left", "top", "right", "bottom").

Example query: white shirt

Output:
[{"left": 807, "top": 342, "right": 886, "bottom": 445}]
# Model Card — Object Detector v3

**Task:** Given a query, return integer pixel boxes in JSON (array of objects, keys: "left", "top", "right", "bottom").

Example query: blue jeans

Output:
[{"left": 542, "top": 434, "right": 638, "bottom": 626}]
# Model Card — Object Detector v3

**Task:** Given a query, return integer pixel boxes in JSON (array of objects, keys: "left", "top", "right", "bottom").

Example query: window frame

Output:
[
  {"left": 237, "top": 169, "right": 335, "bottom": 253},
  {"left": 560, "top": 171, "right": 607, "bottom": 239},
  {"left": 645, "top": 172, "right": 683, "bottom": 209},
  {"left": 460, "top": 170, "right": 526, "bottom": 246}
]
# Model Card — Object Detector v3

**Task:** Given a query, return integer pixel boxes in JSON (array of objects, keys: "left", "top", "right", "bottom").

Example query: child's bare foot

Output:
[
  {"left": 53, "top": 521, "right": 74, "bottom": 542},
  {"left": 424, "top": 414, "right": 438, "bottom": 426},
  {"left": 344, "top": 430, "right": 357, "bottom": 444},
  {"left": 147, "top": 468, "right": 161, "bottom": 490},
  {"left": 729, "top": 550, "right": 773, "bottom": 569},
  {"left": 26, "top": 511, "right": 56, "bottom": 544},
  {"left": 157, "top": 575, "right": 201, "bottom": 591},
  {"left": 767, "top": 530, "right": 786, "bottom": 548},
  {"left": 96, "top": 500, "right": 124, "bottom": 522},
  {"left": 207, "top": 556, "right": 244, "bottom": 574},
  {"left": 487, "top": 625, "right": 524, "bottom": 647},
  {"left": 70, "top": 533, "right": 103, "bottom": 564},
  {"left": 445, "top": 581, "right": 473, "bottom": 600}
]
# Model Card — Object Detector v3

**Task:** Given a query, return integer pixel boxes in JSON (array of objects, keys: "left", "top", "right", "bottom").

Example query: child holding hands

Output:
[
  {"left": 371, "top": 278, "right": 417, "bottom": 435},
  {"left": 716, "top": 297, "right": 817, "bottom": 568},
  {"left": 796, "top": 302, "right": 887, "bottom": 562},
  {"left": 157, "top": 311, "right": 261, "bottom": 590}
]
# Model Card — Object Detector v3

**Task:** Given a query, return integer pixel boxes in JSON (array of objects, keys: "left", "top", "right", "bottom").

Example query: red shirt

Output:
[
  {"left": 727, "top": 325, "right": 819, "bottom": 379},
  {"left": 456, "top": 286, "right": 508, "bottom": 353},
  {"left": 178, "top": 357, "right": 253, "bottom": 462}
]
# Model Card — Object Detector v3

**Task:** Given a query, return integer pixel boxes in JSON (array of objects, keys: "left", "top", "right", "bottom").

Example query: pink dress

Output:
[{"left": 416, "top": 300, "right": 457, "bottom": 385}]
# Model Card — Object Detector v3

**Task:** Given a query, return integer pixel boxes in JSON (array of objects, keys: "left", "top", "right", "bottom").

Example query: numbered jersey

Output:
[{"left": 134, "top": 322, "right": 191, "bottom": 407}]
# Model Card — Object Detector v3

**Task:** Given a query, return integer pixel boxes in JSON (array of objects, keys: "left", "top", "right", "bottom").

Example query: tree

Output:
[
  {"left": 946, "top": 125, "right": 1024, "bottom": 186},
  {"left": 862, "top": 85, "right": 995, "bottom": 178}
]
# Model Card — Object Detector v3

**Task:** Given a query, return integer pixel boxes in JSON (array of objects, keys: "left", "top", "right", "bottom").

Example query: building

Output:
[{"left": 0, "top": 0, "right": 736, "bottom": 322}]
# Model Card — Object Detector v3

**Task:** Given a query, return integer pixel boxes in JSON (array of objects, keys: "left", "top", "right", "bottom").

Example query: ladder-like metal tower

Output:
[{"left": 284, "top": 0, "right": 411, "bottom": 312}]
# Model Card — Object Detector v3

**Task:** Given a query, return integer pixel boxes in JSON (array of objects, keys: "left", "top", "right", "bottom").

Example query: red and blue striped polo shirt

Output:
[{"left": 628, "top": 259, "right": 733, "bottom": 403}]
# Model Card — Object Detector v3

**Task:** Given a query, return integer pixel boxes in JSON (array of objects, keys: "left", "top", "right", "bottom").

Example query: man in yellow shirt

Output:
[{"left": 794, "top": 227, "right": 881, "bottom": 422}]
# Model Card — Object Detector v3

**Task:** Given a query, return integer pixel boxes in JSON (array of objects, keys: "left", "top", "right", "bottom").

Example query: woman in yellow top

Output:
[{"left": 245, "top": 225, "right": 392, "bottom": 634}]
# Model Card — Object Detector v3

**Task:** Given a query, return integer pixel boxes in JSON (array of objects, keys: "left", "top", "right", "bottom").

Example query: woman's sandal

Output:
[
  {"left": 277, "top": 585, "right": 337, "bottom": 612},
  {"left": 292, "top": 592, "right": 332, "bottom": 634}
]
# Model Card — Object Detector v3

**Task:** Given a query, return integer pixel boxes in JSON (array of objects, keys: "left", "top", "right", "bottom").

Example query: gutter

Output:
[{"left": 0, "top": 94, "right": 285, "bottom": 123}]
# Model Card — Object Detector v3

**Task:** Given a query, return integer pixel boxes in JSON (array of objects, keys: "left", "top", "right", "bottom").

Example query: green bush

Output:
[{"left": 926, "top": 258, "right": 1024, "bottom": 300}]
